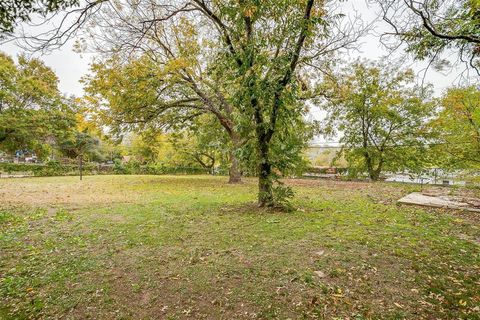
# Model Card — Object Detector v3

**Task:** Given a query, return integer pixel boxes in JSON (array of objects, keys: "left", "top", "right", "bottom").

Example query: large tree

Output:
[
  {"left": 375, "top": 0, "right": 480, "bottom": 75},
  {"left": 321, "top": 61, "right": 435, "bottom": 180},
  {"left": 0, "top": 51, "right": 76, "bottom": 158}
]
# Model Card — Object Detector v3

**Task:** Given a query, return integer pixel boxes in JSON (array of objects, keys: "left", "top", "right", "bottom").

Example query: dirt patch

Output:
[
  {"left": 285, "top": 178, "right": 373, "bottom": 190},
  {"left": 398, "top": 187, "right": 480, "bottom": 223},
  {"left": 399, "top": 192, "right": 480, "bottom": 213}
]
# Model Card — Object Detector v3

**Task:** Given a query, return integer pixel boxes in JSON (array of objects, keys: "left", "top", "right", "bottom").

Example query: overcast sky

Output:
[{"left": 2, "top": 40, "right": 93, "bottom": 97}]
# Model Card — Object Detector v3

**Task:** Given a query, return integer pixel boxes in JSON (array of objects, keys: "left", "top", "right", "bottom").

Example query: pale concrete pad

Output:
[{"left": 398, "top": 192, "right": 480, "bottom": 213}]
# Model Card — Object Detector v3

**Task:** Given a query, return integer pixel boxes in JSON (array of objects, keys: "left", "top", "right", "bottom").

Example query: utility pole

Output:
[{"left": 79, "top": 154, "right": 83, "bottom": 181}]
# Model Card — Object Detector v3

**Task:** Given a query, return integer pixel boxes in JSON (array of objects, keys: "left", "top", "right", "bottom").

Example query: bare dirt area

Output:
[
  {"left": 285, "top": 177, "right": 374, "bottom": 189},
  {"left": 421, "top": 186, "right": 480, "bottom": 206}
]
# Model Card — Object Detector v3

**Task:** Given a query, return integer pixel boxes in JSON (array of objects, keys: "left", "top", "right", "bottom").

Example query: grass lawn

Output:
[{"left": 1, "top": 175, "right": 479, "bottom": 319}]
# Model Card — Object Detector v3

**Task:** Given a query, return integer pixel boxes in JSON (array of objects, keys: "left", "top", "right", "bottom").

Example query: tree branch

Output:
[{"left": 266, "top": 0, "right": 315, "bottom": 142}]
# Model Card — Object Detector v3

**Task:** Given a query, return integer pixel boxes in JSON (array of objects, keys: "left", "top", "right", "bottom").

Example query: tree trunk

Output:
[
  {"left": 210, "top": 159, "right": 215, "bottom": 175},
  {"left": 366, "top": 155, "right": 383, "bottom": 181},
  {"left": 364, "top": 151, "right": 376, "bottom": 181},
  {"left": 371, "top": 158, "right": 384, "bottom": 181},
  {"left": 228, "top": 151, "right": 242, "bottom": 183},
  {"left": 228, "top": 136, "right": 242, "bottom": 183},
  {"left": 369, "top": 170, "right": 379, "bottom": 181},
  {"left": 258, "top": 139, "right": 273, "bottom": 207}
]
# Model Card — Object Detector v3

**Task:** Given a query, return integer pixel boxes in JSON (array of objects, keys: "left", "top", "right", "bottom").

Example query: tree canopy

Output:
[
  {"left": 321, "top": 61, "right": 435, "bottom": 180},
  {"left": 376, "top": 0, "right": 480, "bottom": 75},
  {"left": 0, "top": 0, "right": 80, "bottom": 34},
  {"left": 5, "top": 0, "right": 480, "bottom": 204},
  {"left": 0, "top": 51, "right": 76, "bottom": 158}
]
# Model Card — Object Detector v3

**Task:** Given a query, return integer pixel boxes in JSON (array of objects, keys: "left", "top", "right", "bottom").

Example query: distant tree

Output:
[
  {"left": 431, "top": 86, "right": 480, "bottom": 168},
  {"left": 321, "top": 61, "right": 435, "bottom": 180},
  {"left": 59, "top": 129, "right": 99, "bottom": 179},
  {"left": 170, "top": 115, "right": 231, "bottom": 174},
  {"left": 124, "top": 115, "right": 230, "bottom": 173},
  {"left": 0, "top": 52, "right": 76, "bottom": 158},
  {"left": 375, "top": 0, "right": 480, "bottom": 75},
  {"left": 127, "top": 133, "right": 161, "bottom": 164}
]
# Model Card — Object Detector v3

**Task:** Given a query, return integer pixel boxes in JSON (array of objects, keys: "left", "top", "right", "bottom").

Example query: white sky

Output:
[{"left": 2, "top": 40, "right": 93, "bottom": 97}]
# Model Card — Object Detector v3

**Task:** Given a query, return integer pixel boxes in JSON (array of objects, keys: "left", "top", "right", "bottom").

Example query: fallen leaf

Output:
[{"left": 314, "top": 270, "right": 326, "bottom": 278}]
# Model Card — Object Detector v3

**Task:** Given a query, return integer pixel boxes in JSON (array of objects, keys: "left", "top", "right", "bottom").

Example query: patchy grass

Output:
[{"left": 1, "top": 175, "right": 479, "bottom": 319}]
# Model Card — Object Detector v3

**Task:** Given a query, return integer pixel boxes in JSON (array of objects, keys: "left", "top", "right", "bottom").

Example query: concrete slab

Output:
[{"left": 398, "top": 192, "right": 480, "bottom": 213}]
